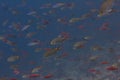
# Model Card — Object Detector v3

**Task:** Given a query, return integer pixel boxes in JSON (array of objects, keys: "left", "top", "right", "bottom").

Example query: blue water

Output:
[{"left": 0, "top": 0, "right": 120, "bottom": 80}]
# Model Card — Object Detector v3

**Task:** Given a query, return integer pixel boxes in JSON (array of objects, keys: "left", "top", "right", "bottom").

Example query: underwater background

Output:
[{"left": 0, "top": 0, "right": 120, "bottom": 80}]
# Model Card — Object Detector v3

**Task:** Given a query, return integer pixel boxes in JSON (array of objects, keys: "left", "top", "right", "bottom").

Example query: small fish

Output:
[
  {"left": 27, "top": 11, "right": 36, "bottom": 16},
  {"left": 69, "top": 13, "right": 91, "bottom": 23},
  {"left": 2, "top": 39, "right": 16, "bottom": 46},
  {"left": 83, "top": 36, "right": 92, "bottom": 40},
  {"left": 44, "top": 47, "right": 61, "bottom": 57},
  {"left": 52, "top": 3, "right": 65, "bottom": 8},
  {"left": 50, "top": 35, "right": 67, "bottom": 45},
  {"left": 21, "top": 25, "right": 30, "bottom": 31},
  {"left": 89, "top": 68, "right": 97, "bottom": 73},
  {"left": 29, "top": 74, "right": 40, "bottom": 78},
  {"left": 44, "top": 74, "right": 53, "bottom": 79},
  {"left": 106, "top": 65, "right": 118, "bottom": 71},
  {"left": 22, "top": 74, "right": 40, "bottom": 78},
  {"left": 7, "top": 56, "right": 19, "bottom": 62},
  {"left": 91, "top": 45, "right": 104, "bottom": 51},
  {"left": 89, "top": 55, "right": 99, "bottom": 61},
  {"left": 69, "top": 18, "right": 81, "bottom": 23},
  {"left": 32, "top": 66, "right": 42, "bottom": 73},
  {"left": 22, "top": 74, "right": 29, "bottom": 78},
  {"left": 98, "top": 0, "right": 115, "bottom": 17},
  {"left": 73, "top": 41, "right": 86, "bottom": 49},
  {"left": 27, "top": 40, "right": 41, "bottom": 46}
]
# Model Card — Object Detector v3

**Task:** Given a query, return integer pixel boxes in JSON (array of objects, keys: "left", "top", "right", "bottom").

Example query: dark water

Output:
[{"left": 0, "top": 0, "right": 120, "bottom": 80}]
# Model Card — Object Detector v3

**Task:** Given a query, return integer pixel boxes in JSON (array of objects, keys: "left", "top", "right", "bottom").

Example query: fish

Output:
[
  {"left": 21, "top": 25, "right": 30, "bottom": 31},
  {"left": 106, "top": 65, "right": 118, "bottom": 71},
  {"left": 29, "top": 74, "right": 40, "bottom": 78},
  {"left": 89, "top": 55, "right": 99, "bottom": 61},
  {"left": 82, "top": 36, "right": 92, "bottom": 40},
  {"left": 50, "top": 35, "right": 67, "bottom": 45},
  {"left": 69, "top": 13, "right": 91, "bottom": 23},
  {"left": 44, "top": 47, "right": 61, "bottom": 57},
  {"left": 69, "top": 18, "right": 81, "bottom": 23},
  {"left": 32, "top": 66, "right": 42, "bottom": 73},
  {"left": 91, "top": 45, "right": 104, "bottom": 51},
  {"left": 52, "top": 3, "right": 65, "bottom": 8},
  {"left": 22, "top": 74, "right": 29, "bottom": 78},
  {"left": 7, "top": 56, "right": 19, "bottom": 62},
  {"left": 27, "top": 40, "right": 41, "bottom": 46},
  {"left": 100, "top": 61, "right": 109, "bottom": 64},
  {"left": 98, "top": 0, "right": 115, "bottom": 17},
  {"left": 44, "top": 74, "right": 53, "bottom": 79},
  {"left": 73, "top": 41, "right": 86, "bottom": 49}
]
